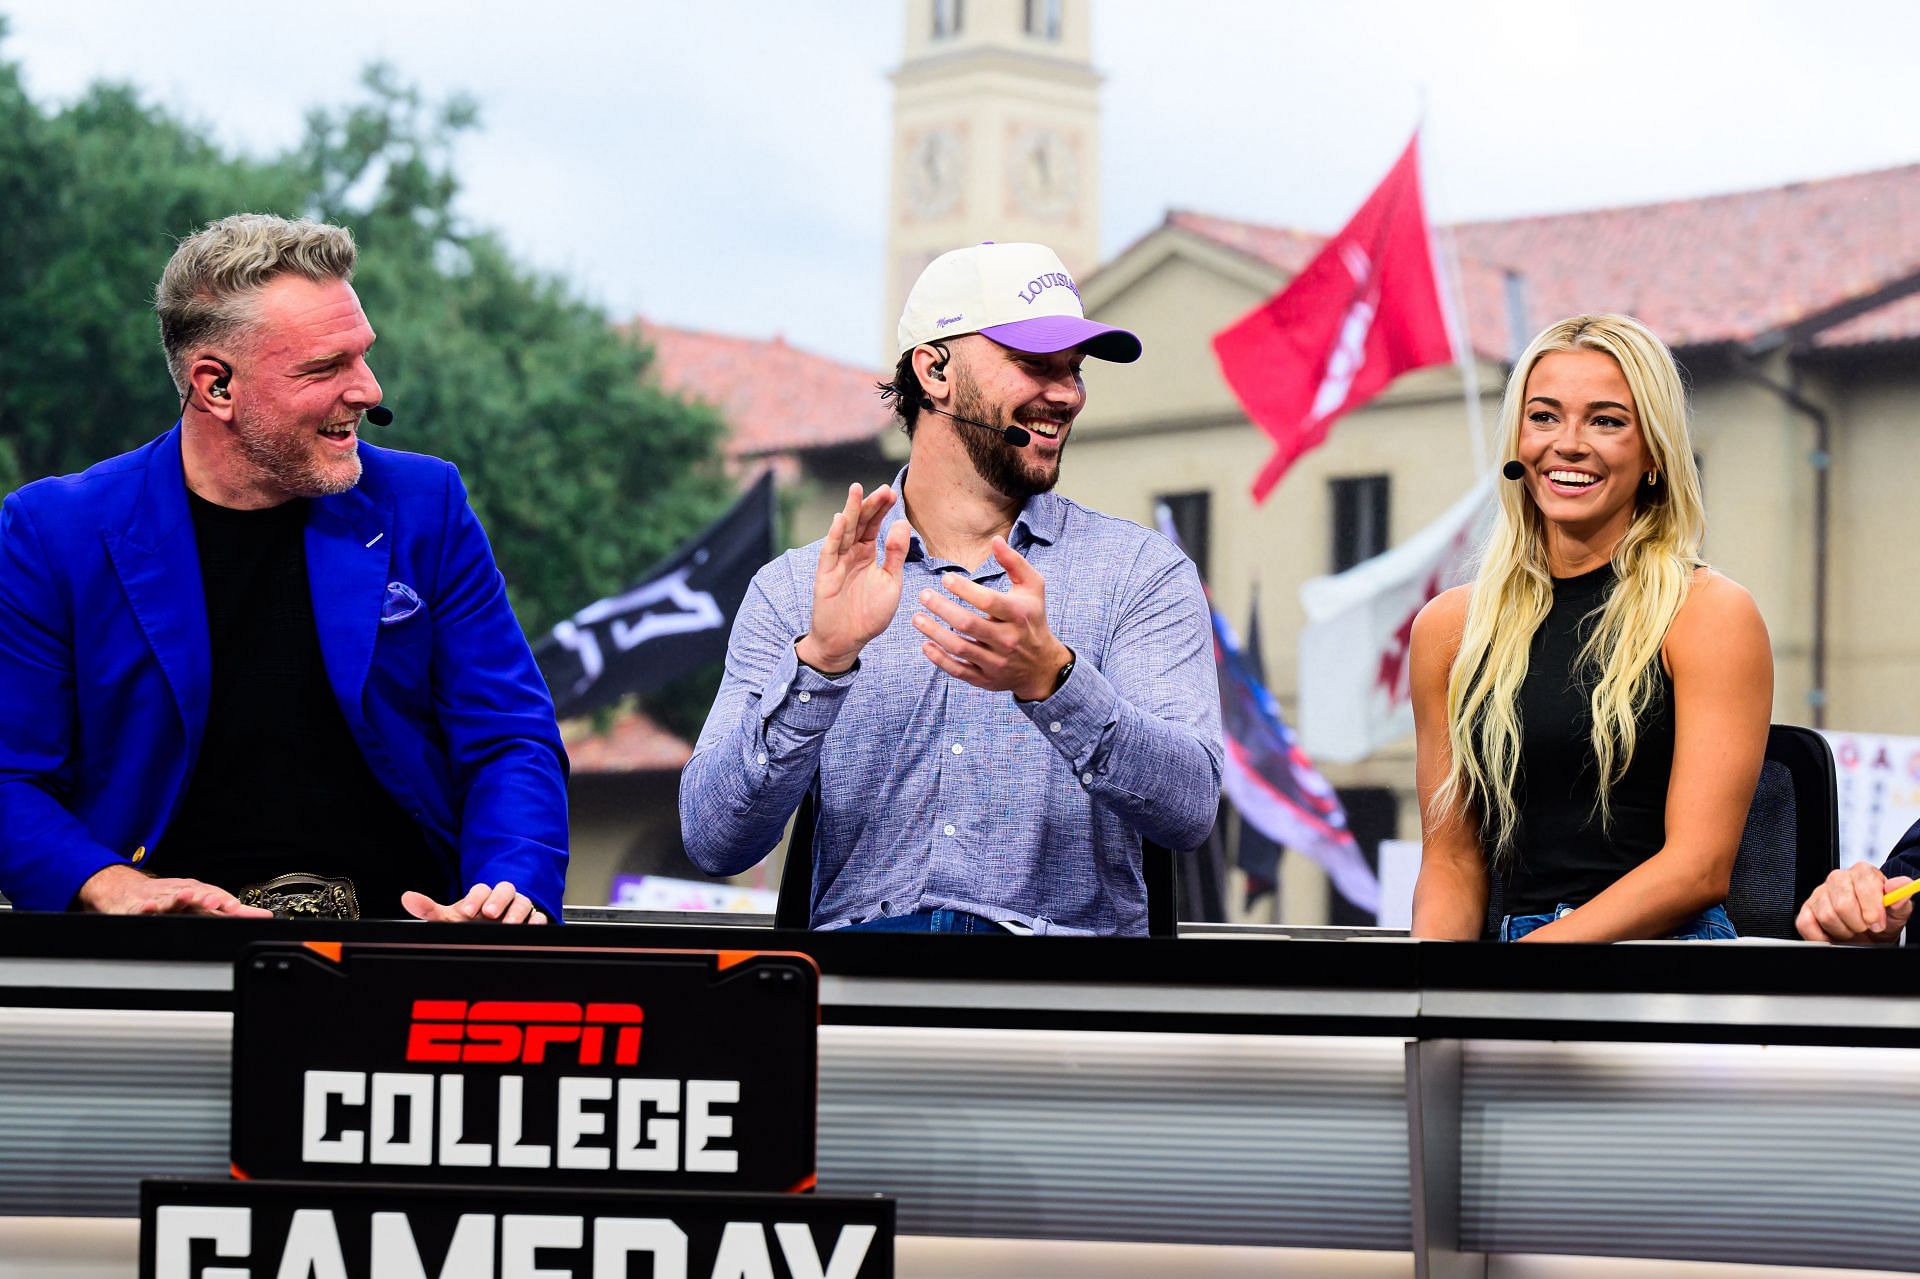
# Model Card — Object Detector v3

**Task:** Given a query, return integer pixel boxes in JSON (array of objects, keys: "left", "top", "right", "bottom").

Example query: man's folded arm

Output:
[
  {"left": 430, "top": 466, "right": 571, "bottom": 919},
  {"left": 1016, "top": 546, "right": 1223, "bottom": 850},
  {"left": 0, "top": 494, "right": 128, "bottom": 910},
  {"left": 680, "top": 570, "right": 855, "bottom": 877}
]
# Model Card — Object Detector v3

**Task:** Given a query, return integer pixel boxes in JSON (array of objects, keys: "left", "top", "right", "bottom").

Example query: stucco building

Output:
[{"left": 629, "top": 3, "right": 1920, "bottom": 922}]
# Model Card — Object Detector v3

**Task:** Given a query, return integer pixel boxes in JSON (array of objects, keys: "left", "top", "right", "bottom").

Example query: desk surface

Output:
[
  {"left": 0, "top": 913, "right": 1916, "bottom": 1270},
  {"left": 0, "top": 911, "right": 1913, "bottom": 1046}
]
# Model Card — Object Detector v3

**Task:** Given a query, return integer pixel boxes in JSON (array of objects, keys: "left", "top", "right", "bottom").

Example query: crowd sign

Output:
[
  {"left": 232, "top": 944, "right": 819, "bottom": 1194},
  {"left": 141, "top": 1178, "right": 893, "bottom": 1279},
  {"left": 1823, "top": 731, "right": 1920, "bottom": 869}
]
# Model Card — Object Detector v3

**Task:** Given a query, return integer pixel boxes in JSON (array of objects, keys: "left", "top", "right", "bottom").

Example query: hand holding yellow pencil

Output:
[{"left": 1796, "top": 865, "right": 1914, "bottom": 942}]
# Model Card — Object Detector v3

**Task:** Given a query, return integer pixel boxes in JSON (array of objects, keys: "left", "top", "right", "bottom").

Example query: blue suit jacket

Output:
[
  {"left": 1886, "top": 819, "right": 1920, "bottom": 884},
  {"left": 0, "top": 428, "right": 569, "bottom": 915}
]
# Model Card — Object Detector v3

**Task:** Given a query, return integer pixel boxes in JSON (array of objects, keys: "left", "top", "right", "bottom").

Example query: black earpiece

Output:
[{"left": 208, "top": 358, "right": 234, "bottom": 399}]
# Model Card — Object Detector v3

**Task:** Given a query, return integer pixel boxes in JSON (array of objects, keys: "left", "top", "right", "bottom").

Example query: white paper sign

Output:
[{"left": 1821, "top": 731, "right": 1920, "bottom": 869}]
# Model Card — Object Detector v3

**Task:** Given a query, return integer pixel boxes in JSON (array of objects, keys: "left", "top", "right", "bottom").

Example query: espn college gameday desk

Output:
[{"left": 0, "top": 911, "right": 1916, "bottom": 1278}]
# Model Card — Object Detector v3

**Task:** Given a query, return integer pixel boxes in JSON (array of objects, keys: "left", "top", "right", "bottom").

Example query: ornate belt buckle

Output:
[{"left": 238, "top": 872, "right": 360, "bottom": 921}]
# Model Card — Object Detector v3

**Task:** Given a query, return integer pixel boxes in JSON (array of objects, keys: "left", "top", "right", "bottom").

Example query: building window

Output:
[
  {"left": 1158, "top": 490, "right": 1211, "bottom": 584},
  {"left": 1024, "top": 0, "right": 1062, "bottom": 39},
  {"left": 932, "top": 0, "right": 964, "bottom": 38},
  {"left": 1329, "top": 475, "right": 1389, "bottom": 572}
]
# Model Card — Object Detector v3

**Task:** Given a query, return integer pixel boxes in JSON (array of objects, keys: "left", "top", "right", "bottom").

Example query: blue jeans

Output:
[
  {"left": 839, "top": 908, "right": 1002, "bottom": 934},
  {"left": 1499, "top": 902, "right": 1737, "bottom": 942}
]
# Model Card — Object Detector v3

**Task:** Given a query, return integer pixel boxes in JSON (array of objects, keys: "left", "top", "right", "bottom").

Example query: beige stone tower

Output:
[{"left": 883, "top": 0, "right": 1102, "bottom": 362}]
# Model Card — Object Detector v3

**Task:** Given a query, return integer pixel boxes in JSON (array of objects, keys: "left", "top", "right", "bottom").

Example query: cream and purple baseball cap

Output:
[{"left": 896, "top": 242, "right": 1142, "bottom": 363}]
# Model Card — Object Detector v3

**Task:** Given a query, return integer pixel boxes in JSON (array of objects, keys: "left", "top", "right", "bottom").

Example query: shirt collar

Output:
[{"left": 876, "top": 465, "right": 1066, "bottom": 563}]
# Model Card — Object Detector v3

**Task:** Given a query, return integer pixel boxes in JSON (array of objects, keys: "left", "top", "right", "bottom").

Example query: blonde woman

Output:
[{"left": 1410, "top": 314, "right": 1772, "bottom": 942}]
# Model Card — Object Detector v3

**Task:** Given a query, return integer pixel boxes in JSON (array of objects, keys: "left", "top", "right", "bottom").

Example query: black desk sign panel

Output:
[
  {"left": 232, "top": 943, "right": 818, "bottom": 1193},
  {"left": 140, "top": 1177, "right": 893, "bottom": 1279}
]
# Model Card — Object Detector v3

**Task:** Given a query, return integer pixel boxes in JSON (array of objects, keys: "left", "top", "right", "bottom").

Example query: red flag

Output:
[{"left": 1213, "top": 134, "right": 1453, "bottom": 503}]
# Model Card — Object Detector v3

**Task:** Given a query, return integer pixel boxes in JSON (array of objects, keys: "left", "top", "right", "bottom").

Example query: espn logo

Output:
[{"left": 405, "top": 1000, "right": 644, "bottom": 1066}]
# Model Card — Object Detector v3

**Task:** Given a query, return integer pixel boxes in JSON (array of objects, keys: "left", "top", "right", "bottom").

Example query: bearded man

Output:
[
  {"left": 0, "top": 213, "right": 566, "bottom": 922},
  {"left": 680, "top": 242, "right": 1221, "bottom": 935}
]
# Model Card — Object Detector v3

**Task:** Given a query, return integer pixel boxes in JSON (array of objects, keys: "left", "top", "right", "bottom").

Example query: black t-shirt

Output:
[{"left": 158, "top": 493, "right": 443, "bottom": 916}]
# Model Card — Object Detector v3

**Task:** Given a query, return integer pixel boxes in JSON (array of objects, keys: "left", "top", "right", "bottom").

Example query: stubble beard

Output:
[
  {"left": 950, "top": 376, "right": 1061, "bottom": 501},
  {"left": 232, "top": 401, "right": 361, "bottom": 500}
]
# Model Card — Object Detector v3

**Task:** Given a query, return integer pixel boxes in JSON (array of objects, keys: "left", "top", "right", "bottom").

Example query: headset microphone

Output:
[
  {"left": 918, "top": 396, "right": 1031, "bottom": 448},
  {"left": 1502, "top": 460, "right": 1525, "bottom": 481},
  {"left": 365, "top": 405, "right": 394, "bottom": 427}
]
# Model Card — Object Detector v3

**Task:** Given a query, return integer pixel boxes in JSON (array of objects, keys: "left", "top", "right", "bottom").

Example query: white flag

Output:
[{"left": 1298, "top": 477, "right": 1494, "bottom": 763}]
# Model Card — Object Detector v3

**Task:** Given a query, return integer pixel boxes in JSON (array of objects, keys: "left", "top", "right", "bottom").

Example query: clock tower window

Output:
[
  {"left": 932, "top": 0, "right": 964, "bottom": 39},
  {"left": 1024, "top": 0, "right": 1062, "bottom": 40}
]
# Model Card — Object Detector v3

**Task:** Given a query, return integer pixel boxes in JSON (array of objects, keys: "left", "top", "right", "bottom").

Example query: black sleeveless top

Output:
[{"left": 1496, "top": 564, "right": 1675, "bottom": 914}]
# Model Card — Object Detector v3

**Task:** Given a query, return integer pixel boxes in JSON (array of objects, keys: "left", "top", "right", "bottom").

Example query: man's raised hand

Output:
[
  {"left": 913, "top": 535, "right": 1072, "bottom": 701},
  {"left": 796, "top": 482, "right": 910, "bottom": 674}
]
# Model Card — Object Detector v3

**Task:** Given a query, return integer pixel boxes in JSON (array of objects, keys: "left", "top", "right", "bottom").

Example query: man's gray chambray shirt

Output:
[{"left": 679, "top": 468, "right": 1223, "bottom": 936}]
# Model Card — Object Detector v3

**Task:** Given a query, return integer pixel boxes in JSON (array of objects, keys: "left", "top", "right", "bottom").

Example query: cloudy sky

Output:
[{"left": 6, "top": 0, "right": 1915, "bottom": 369}]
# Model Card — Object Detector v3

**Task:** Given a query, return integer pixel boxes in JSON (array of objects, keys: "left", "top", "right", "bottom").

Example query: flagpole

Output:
[{"left": 1418, "top": 126, "right": 1490, "bottom": 476}]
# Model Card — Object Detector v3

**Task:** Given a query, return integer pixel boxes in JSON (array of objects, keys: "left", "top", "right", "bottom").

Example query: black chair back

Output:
[
  {"left": 1479, "top": 722, "right": 1839, "bottom": 940},
  {"left": 772, "top": 782, "right": 1179, "bottom": 937},
  {"left": 772, "top": 788, "right": 819, "bottom": 932},
  {"left": 1723, "top": 723, "right": 1839, "bottom": 938}
]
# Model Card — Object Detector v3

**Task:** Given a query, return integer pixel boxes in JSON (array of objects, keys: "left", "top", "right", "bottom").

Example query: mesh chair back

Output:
[
  {"left": 1723, "top": 759, "right": 1801, "bottom": 937},
  {"left": 1726, "top": 724, "right": 1838, "bottom": 938},
  {"left": 772, "top": 783, "right": 1179, "bottom": 936}
]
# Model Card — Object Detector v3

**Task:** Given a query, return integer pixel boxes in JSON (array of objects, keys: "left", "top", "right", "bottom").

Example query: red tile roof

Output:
[
  {"left": 1815, "top": 289, "right": 1920, "bottom": 348},
  {"left": 1165, "top": 161, "right": 1920, "bottom": 357},
  {"left": 562, "top": 708, "right": 693, "bottom": 774},
  {"left": 625, "top": 320, "right": 893, "bottom": 459}
]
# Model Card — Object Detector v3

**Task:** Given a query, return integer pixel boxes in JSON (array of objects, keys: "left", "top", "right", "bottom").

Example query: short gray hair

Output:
[{"left": 155, "top": 213, "right": 358, "bottom": 395}]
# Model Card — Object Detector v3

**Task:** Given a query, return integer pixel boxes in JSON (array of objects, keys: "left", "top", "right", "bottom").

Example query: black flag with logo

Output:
[{"left": 535, "top": 470, "right": 776, "bottom": 720}]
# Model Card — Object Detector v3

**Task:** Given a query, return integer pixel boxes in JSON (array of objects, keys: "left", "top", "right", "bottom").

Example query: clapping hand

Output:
[
  {"left": 913, "top": 536, "right": 1071, "bottom": 701},
  {"left": 796, "top": 483, "right": 911, "bottom": 674}
]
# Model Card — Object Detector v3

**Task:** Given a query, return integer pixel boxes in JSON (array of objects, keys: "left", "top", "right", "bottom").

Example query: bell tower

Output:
[{"left": 883, "top": 0, "right": 1102, "bottom": 361}]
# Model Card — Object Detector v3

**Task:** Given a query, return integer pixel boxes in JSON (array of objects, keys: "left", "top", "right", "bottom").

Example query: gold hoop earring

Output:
[{"left": 1645, "top": 470, "right": 1658, "bottom": 487}]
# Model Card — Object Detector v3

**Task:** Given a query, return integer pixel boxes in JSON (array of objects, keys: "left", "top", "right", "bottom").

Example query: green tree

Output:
[
  {"left": 292, "top": 65, "right": 732, "bottom": 631},
  {"left": 0, "top": 37, "right": 730, "bottom": 643}
]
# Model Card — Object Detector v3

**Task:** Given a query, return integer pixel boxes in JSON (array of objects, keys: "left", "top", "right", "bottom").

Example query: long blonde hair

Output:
[{"left": 1438, "top": 314, "right": 1706, "bottom": 863}]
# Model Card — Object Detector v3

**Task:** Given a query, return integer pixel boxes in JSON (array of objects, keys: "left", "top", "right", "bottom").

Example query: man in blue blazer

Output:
[{"left": 0, "top": 214, "right": 567, "bottom": 921}]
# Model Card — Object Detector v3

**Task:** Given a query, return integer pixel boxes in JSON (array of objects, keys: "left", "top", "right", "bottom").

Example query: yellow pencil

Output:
[{"left": 1882, "top": 879, "right": 1920, "bottom": 908}]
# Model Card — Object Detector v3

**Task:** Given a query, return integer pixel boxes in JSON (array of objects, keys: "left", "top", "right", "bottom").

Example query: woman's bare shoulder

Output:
[
  {"left": 1677, "top": 566, "right": 1764, "bottom": 628},
  {"left": 1668, "top": 566, "right": 1769, "bottom": 663},
  {"left": 1413, "top": 584, "right": 1473, "bottom": 636},
  {"left": 1411, "top": 584, "right": 1473, "bottom": 666}
]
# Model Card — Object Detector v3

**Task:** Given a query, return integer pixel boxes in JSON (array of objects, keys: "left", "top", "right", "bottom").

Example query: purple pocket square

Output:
[{"left": 381, "top": 581, "right": 423, "bottom": 625}]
